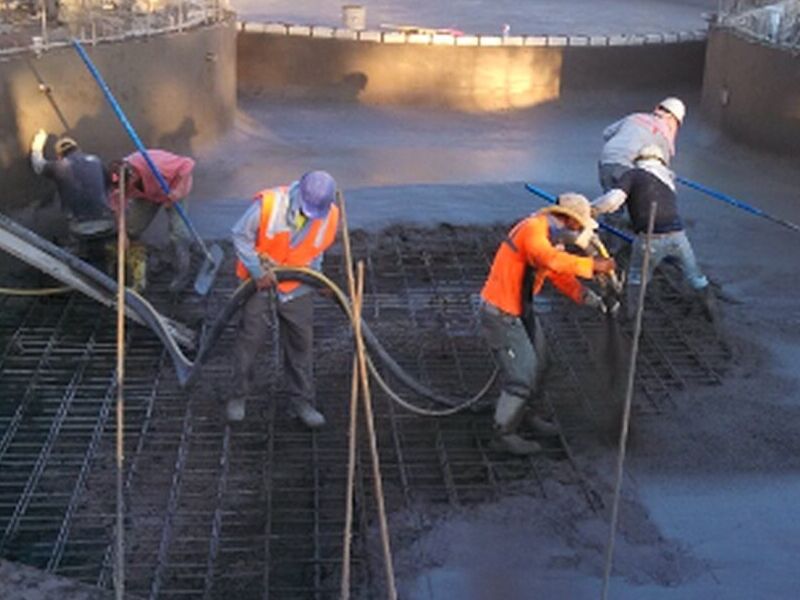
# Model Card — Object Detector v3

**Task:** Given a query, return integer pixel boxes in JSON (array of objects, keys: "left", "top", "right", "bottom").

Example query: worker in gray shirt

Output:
[
  {"left": 30, "top": 129, "right": 115, "bottom": 267},
  {"left": 598, "top": 97, "right": 685, "bottom": 192}
]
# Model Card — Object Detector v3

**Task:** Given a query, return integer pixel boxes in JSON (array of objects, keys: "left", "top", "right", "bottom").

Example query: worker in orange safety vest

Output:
[
  {"left": 228, "top": 171, "right": 340, "bottom": 427},
  {"left": 480, "top": 193, "right": 616, "bottom": 455}
]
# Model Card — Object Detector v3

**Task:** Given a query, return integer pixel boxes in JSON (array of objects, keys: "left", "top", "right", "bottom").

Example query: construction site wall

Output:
[
  {"left": 702, "top": 26, "right": 800, "bottom": 154},
  {"left": 0, "top": 19, "right": 237, "bottom": 217},
  {"left": 237, "top": 26, "right": 706, "bottom": 111}
]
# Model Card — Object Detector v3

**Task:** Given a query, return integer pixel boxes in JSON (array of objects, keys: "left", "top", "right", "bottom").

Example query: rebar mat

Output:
[{"left": 0, "top": 224, "right": 730, "bottom": 598}]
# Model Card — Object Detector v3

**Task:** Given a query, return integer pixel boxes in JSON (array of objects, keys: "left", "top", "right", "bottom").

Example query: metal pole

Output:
[
  {"left": 39, "top": 0, "right": 47, "bottom": 45},
  {"left": 114, "top": 166, "right": 127, "bottom": 600},
  {"left": 524, "top": 183, "right": 634, "bottom": 244},
  {"left": 676, "top": 176, "right": 800, "bottom": 234},
  {"left": 601, "top": 201, "right": 657, "bottom": 600}
]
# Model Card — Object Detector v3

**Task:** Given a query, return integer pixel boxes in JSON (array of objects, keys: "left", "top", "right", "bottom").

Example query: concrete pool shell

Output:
[{"left": 2, "top": 2, "right": 800, "bottom": 599}]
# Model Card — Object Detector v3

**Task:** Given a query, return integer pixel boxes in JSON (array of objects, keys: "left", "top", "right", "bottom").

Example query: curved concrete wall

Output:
[
  {"left": 0, "top": 18, "right": 237, "bottom": 215},
  {"left": 237, "top": 24, "right": 706, "bottom": 111},
  {"left": 702, "top": 27, "right": 800, "bottom": 154}
]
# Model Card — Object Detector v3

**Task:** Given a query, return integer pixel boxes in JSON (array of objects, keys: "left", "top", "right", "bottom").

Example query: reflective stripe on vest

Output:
[{"left": 235, "top": 187, "right": 339, "bottom": 293}]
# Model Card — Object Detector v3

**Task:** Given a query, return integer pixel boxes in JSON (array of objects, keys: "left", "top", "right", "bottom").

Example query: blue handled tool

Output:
[
  {"left": 72, "top": 38, "right": 223, "bottom": 295},
  {"left": 524, "top": 183, "right": 635, "bottom": 244},
  {"left": 677, "top": 176, "right": 800, "bottom": 234}
]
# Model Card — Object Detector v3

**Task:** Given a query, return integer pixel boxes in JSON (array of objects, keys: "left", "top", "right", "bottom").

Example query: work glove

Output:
[
  {"left": 592, "top": 257, "right": 616, "bottom": 275},
  {"left": 31, "top": 129, "right": 47, "bottom": 153},
  {"left": 583, "top": 289, "right": 605, "bottom": 312}
]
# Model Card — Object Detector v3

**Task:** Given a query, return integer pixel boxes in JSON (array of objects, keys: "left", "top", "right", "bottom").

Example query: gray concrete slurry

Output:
[{"left": 188, "top": 88, "right": 800, "bottom": 598}]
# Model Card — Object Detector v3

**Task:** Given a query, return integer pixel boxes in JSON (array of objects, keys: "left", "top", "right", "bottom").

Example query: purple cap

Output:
[{"left": 298, "top": 171, "right": 336, "bottom": 219}]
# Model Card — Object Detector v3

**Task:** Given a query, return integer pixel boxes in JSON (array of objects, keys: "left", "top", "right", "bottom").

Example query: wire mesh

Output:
[{"left": 0, "top": 224, "right": 730, "bottom": 597}]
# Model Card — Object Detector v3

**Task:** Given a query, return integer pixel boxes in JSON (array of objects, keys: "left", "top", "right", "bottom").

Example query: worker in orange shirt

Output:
[{"left": 480, "top": 193, "right": 616, "bottom": 455}]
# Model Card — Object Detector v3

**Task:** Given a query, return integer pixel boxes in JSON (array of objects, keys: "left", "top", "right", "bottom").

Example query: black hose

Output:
[{"left": 191, "top": 270, "right": 489, "bottom": 408}]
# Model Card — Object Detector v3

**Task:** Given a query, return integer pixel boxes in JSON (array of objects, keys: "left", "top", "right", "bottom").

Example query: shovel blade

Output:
[{"left": 193, "top": 244, "right": 224, "bottom": 296}]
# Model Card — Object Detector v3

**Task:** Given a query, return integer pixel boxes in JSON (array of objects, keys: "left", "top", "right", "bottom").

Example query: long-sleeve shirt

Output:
[
  {"left": 593, "top": 166, "right": 683, "bottom": 234},
  {"left": 231, "top": 183, "right": 322, "bottom": 302},
  {"left": 31, "top": 150, "right": 114, "bottom": 236},
  {"left": 600, "top": 112, "right": 676, "bottom": 168},
  {"left": 481, "top": 212, "right": 596, "bottom": 316}
]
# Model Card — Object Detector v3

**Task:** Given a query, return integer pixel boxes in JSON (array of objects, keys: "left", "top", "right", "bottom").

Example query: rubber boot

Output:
[
  {"left": 492, "top": 392, "right": 541, "bottom": 456},
  {"left": 289, "top": 399, "right": 326, "bottom": 429},
  {"left": 226, "top": 397, "right": 246, "bottom": 422},
  {"left": 698, "top": 285, "right": 719, "bottom": 323},
  {"left": 524, "top": 410, "right": 560, "bottom": 438},
  {"left": 493, "top": 433, "right": 542, "bottom": 456},
  {"left": 126, "top": 242, "right": 148, "bottom": 294},
  {"left": 168, "top": 241, "right": 193, "bottom": 294}
]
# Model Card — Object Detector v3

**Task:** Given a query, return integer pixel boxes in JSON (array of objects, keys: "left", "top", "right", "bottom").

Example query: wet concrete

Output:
[
  {"left": 186, "top": 88, "right": 800, "bottom": 598},
  {"left": 2, "top": 1, "right": 799, "bottom": 597}
]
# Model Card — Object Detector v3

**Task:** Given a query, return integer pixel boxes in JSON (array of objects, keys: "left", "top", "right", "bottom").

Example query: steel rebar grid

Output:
[{"left": 0, "top": 224, "right": 731, "bottom": 598}]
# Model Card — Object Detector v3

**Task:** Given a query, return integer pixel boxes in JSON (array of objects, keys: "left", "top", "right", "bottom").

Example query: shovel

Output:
[
  {"left": 71, "top": 38, "right": 223, "bottom": 295},
  {"left": 172, "top": 202, "right": 224, "bottom": 295}
]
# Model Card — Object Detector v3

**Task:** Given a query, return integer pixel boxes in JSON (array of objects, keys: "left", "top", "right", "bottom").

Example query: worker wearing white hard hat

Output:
[{"left": 597, "top": 96, "right": 686, "bottom": 193}]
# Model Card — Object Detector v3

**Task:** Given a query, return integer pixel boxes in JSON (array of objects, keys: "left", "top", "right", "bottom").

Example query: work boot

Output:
[
  {"left": 698, "top": 285, "right": 719, "bottom": 323},
  {"left": 289, "top": 399, "right": 326, "bottom": 429},
  {"left": 168, "top": 242, "right": 193, "bottom": 294},
  {"left": 226, "top": 397, "right": 246, "bottom": 422},
  {"left": 493, "top": 391, "right": 527, "bottom": 433},
  {"left": 524, "top": 411, "right": 561, "bottom": 437},
  {"left": 491, "top": 433, "right": 542, "bottom": 456}
]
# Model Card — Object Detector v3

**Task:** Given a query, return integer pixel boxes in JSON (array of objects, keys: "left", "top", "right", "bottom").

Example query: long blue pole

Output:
[
  {"left": 524, "top": 183, "right": 635, "bottom": 244},
  {"left": 677, "top": 176, "right": 800, "bottom": 234},
  {"left": 71, "top": 39, "right": 214, "bottom": 259}
]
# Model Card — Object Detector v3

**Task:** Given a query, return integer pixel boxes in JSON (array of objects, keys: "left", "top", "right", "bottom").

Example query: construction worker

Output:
[
  {"left": 227, "top": 171, "right": 340, "bottom": 428},
  {"left": 592, "top": 144, "right": 716, "bottom": 321},
  {"left": 30, "top": 129, "right": 115, "bottom": 267},
  {"left": 598, "top": 97, "right": 685, "bottom": 193},
  {"left": 480, "top": 194, "right": 616, "bottom": 456},
  {"left": 107, "top": 149, "right": 195, "bottom": 293}
]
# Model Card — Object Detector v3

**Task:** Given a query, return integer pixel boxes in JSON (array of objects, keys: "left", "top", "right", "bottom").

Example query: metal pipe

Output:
[
  {"left": 602, "top": 201, "right": 657, "bottom": 600},
  {"left": 524, "top": 183, "right": 635, "bottom": 243},
  {"left": 677, "top": 176, "right": 800, "bottom": 234}
]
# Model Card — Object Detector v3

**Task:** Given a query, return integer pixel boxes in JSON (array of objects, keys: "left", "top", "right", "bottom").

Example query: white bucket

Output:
[{"left": 342, "top": 5, "right": 366, "bottom": 31}]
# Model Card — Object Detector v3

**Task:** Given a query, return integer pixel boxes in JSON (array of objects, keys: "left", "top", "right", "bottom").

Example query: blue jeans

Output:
[{"left": 627, "top": 230, "right": 708, "bottom": 310}]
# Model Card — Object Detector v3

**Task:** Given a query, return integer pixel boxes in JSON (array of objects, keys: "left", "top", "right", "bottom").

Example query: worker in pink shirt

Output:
[{"left": 108, "top": 149, "right": 195, "bottom": 293}]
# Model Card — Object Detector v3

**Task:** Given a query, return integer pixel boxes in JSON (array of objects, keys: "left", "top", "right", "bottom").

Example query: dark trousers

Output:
[
  {"left": 233, "top": 290, "right": 315, "bottom": 402},
  {"left": 480, "top": 303, "right": 545, "bottom": 401}
]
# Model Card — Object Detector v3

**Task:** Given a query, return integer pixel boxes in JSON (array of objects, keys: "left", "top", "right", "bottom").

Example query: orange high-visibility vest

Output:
[
  {"left": 235, "top": 187, "right": 339, "bottom": 294},
  {"left": 481, "top": 212, "right": 595, "bottom": 316}
]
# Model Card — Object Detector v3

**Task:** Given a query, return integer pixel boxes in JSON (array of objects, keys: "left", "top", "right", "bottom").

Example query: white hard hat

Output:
[
  {"left": 657, "top": 97, "right": 686, "bottom": 124},
  {"left": 635, "top": 144, "right": 667, "bottom": 164}
]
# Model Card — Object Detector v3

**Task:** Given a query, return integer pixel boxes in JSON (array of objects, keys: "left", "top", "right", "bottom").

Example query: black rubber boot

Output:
[
  {"left": 698, "top": 285, "right": 719, "bottom": 323},
  {"left": 491, "top": 433, "right": 542, "bottom": 456},
  {"left": 289, "top": 399, "right": 326, "bottom": 429}
]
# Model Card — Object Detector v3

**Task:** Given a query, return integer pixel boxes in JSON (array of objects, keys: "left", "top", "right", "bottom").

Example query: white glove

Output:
[{"left": 31, "top": 129, "right": 47, "bottom": 153}]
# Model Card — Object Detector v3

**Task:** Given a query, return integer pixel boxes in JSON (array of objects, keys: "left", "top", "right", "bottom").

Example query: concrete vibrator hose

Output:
[{"left": 190, "top": 266, "right": 498, "bottom": 417}]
